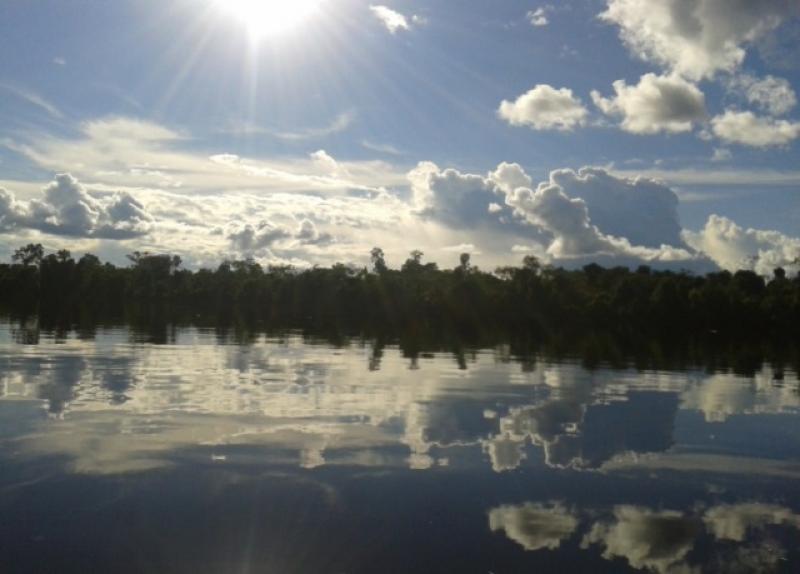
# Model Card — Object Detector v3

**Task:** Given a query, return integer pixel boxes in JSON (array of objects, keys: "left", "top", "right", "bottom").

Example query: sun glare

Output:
[{"left": 216, "top": 0, "right": 323, "bottom": 39}]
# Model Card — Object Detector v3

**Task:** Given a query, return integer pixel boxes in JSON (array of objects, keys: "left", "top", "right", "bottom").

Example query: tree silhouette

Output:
[
  {"left": 370, "top": 247, "right": 387, "bottom": 274},
  {"left": 0, "top": 244, "right": 798, "bottom": 339},
  {"left": 459, "top": 252, "right": 471, "bottom": 273},
  {"left": 12, "top": 243, "right": 44, "bottom": 266}
]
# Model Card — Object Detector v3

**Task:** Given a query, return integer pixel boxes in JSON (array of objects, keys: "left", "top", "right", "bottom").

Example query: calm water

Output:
[{"left": 1, "top": 321, "right": 799, "bottom": 573}]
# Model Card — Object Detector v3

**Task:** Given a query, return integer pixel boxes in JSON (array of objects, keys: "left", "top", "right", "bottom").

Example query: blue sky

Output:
[{"left": 0, "top": 0, "right": 799, "bottom": 273}]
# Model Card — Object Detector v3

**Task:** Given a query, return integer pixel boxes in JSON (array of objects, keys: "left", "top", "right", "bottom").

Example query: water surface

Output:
[{"left": 1, "top": 321, "right": 799, "bottom": 573}]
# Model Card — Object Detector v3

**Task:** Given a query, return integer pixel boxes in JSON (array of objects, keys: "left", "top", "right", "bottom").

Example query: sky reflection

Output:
[
  {"left": 1, "top": 323, "right": 799, "bottom": 572},
  {"left": 0, "top": 325, "right": 798, "bottom": 476}
]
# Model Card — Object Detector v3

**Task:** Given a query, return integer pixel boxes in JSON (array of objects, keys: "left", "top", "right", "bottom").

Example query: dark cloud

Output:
[
  {"left": 228, "top": 218, "right": 334, "bottom": 256},
  {"left": 0, "top": 174, "right": 154, "bottom": 239}
]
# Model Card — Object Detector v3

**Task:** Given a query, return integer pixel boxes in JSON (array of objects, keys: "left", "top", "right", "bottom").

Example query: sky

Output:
[{"left": 0, "top": 0, "right": 799, "bottom": 274}]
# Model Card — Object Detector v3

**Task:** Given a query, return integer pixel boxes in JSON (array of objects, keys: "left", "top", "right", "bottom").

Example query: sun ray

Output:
[{"left": 216, "top": 0, "right": 324, "bottom": 40}]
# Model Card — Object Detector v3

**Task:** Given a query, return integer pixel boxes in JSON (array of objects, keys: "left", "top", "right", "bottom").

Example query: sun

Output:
[{"left": 216, "top": 0, "right": 324, "bottom": 39}]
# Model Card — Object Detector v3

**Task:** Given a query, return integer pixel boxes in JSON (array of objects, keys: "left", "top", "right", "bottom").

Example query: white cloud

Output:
[
  {"left": 4, "top": 115, "right": 797, "bottom": 274},
  {"left": 309, "top": 149, "right": 347, "bottom": 177},
  {"left": 499, "top": 167, "right": 695, "bottom": 261},
  {"left": 503, "top": 179, "right": 620, "bottom": 257},
  {"left": 409, "top": 162, "right": 705, "bottom": 268},
  {"left": 683, "top": 214, "right": 800, "bottom": 275},
  {"left": 369, "top": 5, "right": 410, "bottom": 34},
  {"left": 84, "top": 117, "right": 182, "bottom": 142},
  {"left": 4, "top": 117, "right": 406, "bottom": 196},
  {"left": 541, "top": 167, "right": 685, "bottom": 248},
  {"left": 591, "top": 73, "right": 706, "bottom": 134},
  {"left": 600, "top": 0, "right": 797, "bottom": 80},
  {"left": 407, "top": 161, "right": 508, "bottom": 228},
  {"left": 483, "top": 434, "right": 527, "bottom": 472},
  {"left": 527, "top": 7, "right": 551, "bottom": 27},
  {"left": 266, "top": 111, "right": 355, "bottom": 141},
  {"left": 489, "top": 162, "right": 533, "bottom": 194},
  {"left": 728, "top": 74, "right": 797, "bottom": 116},
  {"left": 610, "top": 166, "right": 800, "bottom": 187},
  {"left": 0, "top": 119, "right": 515, "bottom": 269},
  {"left": 296, "top": 218, "right": 333, "bottom": 245},
  {"left": 582, "top": 506, "right": 701, "bottom": 574},
  {"left": 0, "top": 84, "right": 63, "bottom": 119},
  {"left": 498, "top": 85, "right": 588, "bottom": 131},
  {"left": 681, "top": 371, "right": 800, "bottom": 423},
  {"left": 711, "top": 148, "right": 732, "bottom": 162},
  {"left": 0, "top": 174, "right": 154, "bottom": 239},
  {"left": 361, "top": 140, "right": 403, "bottom": 156},
  {"left": 711, "top": 110, "right": 800, "bottom": 147},
  {"left": 120, "top": 187, "right": 414, "bottom": 268},
  {"left": 489, "top": 502, "right": 578, "bottom": 551},
  {"left": 441, "top": 243, "right": 480, "bottom": 254}
]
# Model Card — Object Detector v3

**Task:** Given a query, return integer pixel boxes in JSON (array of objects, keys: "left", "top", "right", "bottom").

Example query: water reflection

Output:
[
  {"left": 489, "top": 502, "right": 578, "bottom": 551},
  {"left": 1, "top": 321, "right": 799, "bottom": 572},
  {"left": 1, "top": 325, "right": 798, "bottom": 477},
  {"left": 584, "top": 506, "right": 702, "bottom": 574},
  {"left": 486, "top": 501, "right": 800, "bottom": 573}
]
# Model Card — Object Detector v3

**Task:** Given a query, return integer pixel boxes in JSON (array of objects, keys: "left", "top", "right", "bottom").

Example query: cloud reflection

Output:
[
  {"left": 583, "top": 506, "right": 701, "bottom": 574},
  {"left": 487, "top": 500, "right": 800, "bottom": 573},
  {"left": 0, "top": 326, "right": 797, "bottom": 477},
  {"left": 488, "top": 502, "right": 578, "bottom": 551}
]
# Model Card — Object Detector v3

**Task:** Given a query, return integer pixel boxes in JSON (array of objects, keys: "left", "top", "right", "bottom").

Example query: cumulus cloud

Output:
[
  {"left": 408, "top": 162, "right": 707, "bottom": 267},
  {"left": 710, "top": 110, "right": 800, "bottom": 147},
  {"left": 542, "top": 167, "right": 685, "bottom": 248},
  {"left": 527, "top": 7, "right": 551, "bottom": 27},
  {"left": 504, "top": 180, "right": 618, "bottom": 257},
  {"left": 498, "top": 85, "right": 588, "bottom": 131},
  {"left": 582, "top": 506, "right": 701, "bottom": 574},
  {"left": 489, "top": 162, "right": 533, "bottom": 194},
  {"left": 489, "top": 502, "right": 578, "bottom": 551},
  {"left": 683, "top": 214, "right": 800, "bottom": 274},
  {"left": 591, "top": 73, "right": 706, "bottom": 134},
  {"left": 369, "top": 5, "right": 410, "bottom": 34},
  {"left": 228, "top": 218, "right": 333, "bottom": 256},
  {"left": 500, "top": 167, "right": 695, "bottom": 261},
  {"left": 228, "top": 221, "right": 293, "bottom": 254},
  {"left": 407, "top": 161, "right": 508, "bottom": 228},
  {"left": 727, "top": 74, "right": 798, "bottom": 116},
  {"left": 310, "top": 149, "right": 346, "bottom": 177},
  {"left": 600, "top": 0, "right": 797, "bottom": 80},
  {"left": 0, "top": 174, "right": 154, "bottom": 239}
]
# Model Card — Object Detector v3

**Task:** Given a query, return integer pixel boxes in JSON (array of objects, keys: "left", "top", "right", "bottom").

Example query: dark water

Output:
[{"left": 1, "top": 320, "right": 799, "bottom": 573}]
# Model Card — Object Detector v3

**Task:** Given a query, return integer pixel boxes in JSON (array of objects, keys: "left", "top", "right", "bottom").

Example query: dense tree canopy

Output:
[{"left": 1, "top": 244, "right": 798, "bottom": 338}]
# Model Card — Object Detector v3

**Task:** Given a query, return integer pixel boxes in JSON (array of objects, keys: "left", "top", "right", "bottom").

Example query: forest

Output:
[{"left": 0, "top": 243, "right": 798, "bottom": 339}]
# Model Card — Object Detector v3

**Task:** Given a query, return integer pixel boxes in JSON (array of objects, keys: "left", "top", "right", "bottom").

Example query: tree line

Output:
[{"left": 1, "top": 243, "right": 798, "bottom": 338}]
